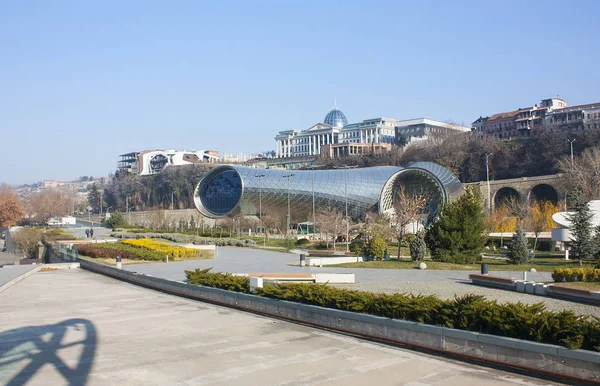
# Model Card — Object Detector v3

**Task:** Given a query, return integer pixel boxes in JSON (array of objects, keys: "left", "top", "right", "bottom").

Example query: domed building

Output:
[
  {"left": 323, "top": 107, "right": 348, "bottom": 129},
  {"left": 274, "top": 101, "right": 470, "bottom": 159}
]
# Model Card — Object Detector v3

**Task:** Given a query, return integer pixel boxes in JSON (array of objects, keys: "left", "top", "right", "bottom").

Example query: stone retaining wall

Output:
[{"left": 80, "top": 259, "right": 600, "bottom": 384}]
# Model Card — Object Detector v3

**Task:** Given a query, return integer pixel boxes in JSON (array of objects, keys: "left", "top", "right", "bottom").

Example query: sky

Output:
[{"left": 1, "top": 0, "right": 599, "bottom": 185}]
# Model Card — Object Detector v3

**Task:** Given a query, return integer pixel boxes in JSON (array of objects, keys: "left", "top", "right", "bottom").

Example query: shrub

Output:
[
  {"left": 349, "top": 238, "right": 365, "bottom": 256},
  {"left": 552, "top": 268, "right": 600, "bottom": 282},
  {"left": 104, "top": 211, "right": 125, "bottom": 229},
  {"left": 185, "top": 268, "right": 250, "bottom": 292},
  {"left": 296, "top": 238, "right": 310, "bottom": 247},
  {"left": 184, "top": 271, "right": 600, "bottom": 352},
  {"left": 367, "top": 236, "right": 386, "bottom": 260}
]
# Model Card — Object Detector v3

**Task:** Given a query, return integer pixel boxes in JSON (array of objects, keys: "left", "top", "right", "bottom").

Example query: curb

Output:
[{"left": 0, "top": 266, "right": 41, "bottom": 295}]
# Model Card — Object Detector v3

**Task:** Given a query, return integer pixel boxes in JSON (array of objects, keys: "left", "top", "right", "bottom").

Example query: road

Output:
[{"left": 0, "top": 269, "right": 560, "bottom": 385}]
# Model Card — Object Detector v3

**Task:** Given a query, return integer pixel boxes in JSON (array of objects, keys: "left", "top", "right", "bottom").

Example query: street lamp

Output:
[
  {"left": 484, "top": 153, "right": 492, "bottom": 212},
  {"left": 254, "top": 174, "right": 266, "bottom": 247},
  {"left": 333, "top": 165, "right": 357, "bottom": 252},
  {"left": 126, "top": 195, "right": 131, "bottom": 224},
  {"left": 282, "top": 174, "right": 295, "bottom": 237},
  {"left": 568, "top": 138, "right": 576, "bottom": 165}
]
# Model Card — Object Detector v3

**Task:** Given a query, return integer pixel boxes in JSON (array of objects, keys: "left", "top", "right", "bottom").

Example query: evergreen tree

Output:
[
  {"left": 425, "top": 187, "right": 487, "bottom": 264},
  {"left": 410, "top": 229, "right": 426, "bottom": 262},
  {"left": 87, "top": 183, "right": 101, "bottom": 214},
  {"left": 569, "top": 192, "right": 595, "bottom": 266},
  {"left": 189, "top": 215, "right": 196, "bottom": 230},
  {"left": 508, "top": 225, "right": 531, "bottom": 264}
]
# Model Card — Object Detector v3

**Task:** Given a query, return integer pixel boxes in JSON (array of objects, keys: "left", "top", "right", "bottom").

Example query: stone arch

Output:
[
  {"left": 528, "top": 184, "right": 559, "bottom": 205},
  {"left": 494, "top": 187, "right": 520, "bottom": 208}
]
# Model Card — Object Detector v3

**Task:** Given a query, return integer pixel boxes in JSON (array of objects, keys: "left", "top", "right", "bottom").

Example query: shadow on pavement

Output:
[{"left": 0, "top": 318, "right": 97, "bottom": 386}]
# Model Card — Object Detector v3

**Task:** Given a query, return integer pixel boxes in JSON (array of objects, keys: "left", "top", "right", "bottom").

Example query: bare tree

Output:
[
  {"left": 361, "top": 212, "right": 394, "bottom": 244},
  {"left": 559, "top": 147, "right": 600, "bottom": 203},
  {"left": 26, "top": 189, "right": 71, "bottom": 224},
  {"left": 315, "top": 206, "right": 344, "bottom": 251},
  {"left": 261, "top": 205, "right": 287, "bottom": 239},
  {"left": 392, "top": 186, "right": 427, "bottom": 259}
]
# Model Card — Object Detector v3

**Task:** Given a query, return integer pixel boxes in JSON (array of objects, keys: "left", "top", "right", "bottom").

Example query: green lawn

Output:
[
  {"left": 552, "top": 282, "right": 600, "bottom": 291},
  {"left": 331, "top": 256, "right": 595, "bottom": 272}
]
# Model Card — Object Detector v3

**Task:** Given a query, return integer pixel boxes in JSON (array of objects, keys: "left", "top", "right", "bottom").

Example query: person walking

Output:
[
  {"left": 90, "top": 228, "right": 94, "bottom": 238},
  {"left": 85, "top": 229, "right": 89, "bottom": 239}
]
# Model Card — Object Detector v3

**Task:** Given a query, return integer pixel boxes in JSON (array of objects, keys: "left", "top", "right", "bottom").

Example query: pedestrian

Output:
[
  {"left": 85, "top": 229, "right": 89, "bottom": 239},
  {"left": 90, "top": 228, "right": 94, "bottom": 238}
]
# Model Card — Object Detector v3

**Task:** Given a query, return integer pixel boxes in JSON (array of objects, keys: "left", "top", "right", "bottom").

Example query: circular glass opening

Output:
[{"left": 198, "top": 169, "right": 243, "bottom": 216}]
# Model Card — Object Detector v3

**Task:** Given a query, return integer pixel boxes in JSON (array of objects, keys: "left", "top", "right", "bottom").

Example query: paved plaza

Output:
[{"left": 0, "top": 269, "right": 560, "bottom": 385}]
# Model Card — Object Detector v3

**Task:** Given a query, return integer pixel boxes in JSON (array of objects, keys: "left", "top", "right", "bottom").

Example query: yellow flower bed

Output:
[{"left": 122, "top": 238, "right": 199, "bottom": 258}]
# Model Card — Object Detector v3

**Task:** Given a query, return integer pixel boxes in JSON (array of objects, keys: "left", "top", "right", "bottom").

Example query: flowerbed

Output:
[
  {"left": 186, "top": 269, "right": 600, "bottom": 352},
  {"left": 552, "top": 268, "right": 600, "bottom": 282},
  {"left": 122, "top": 238, "right": 200, "bottom": 258},
  {"left": 77, "top": 243, "right": 165, "bottom": 261},
  {"left": 110, "top": 231, "right": 256, "bottom": 247}
]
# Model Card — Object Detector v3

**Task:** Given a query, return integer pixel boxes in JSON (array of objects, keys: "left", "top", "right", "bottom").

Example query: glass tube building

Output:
[{"left": 193, "top": 162, "right": 463, "bottom": 219}]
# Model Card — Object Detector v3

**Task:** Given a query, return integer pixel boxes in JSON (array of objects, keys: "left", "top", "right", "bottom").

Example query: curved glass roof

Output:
[
  {"left": 324, "top": 108, "right": 348, "bottom": 128},
  {"left": 194, "top": 163, "right": 464, "bottom": 219}
]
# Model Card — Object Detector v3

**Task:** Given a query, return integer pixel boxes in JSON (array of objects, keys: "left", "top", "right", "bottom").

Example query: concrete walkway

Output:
[
  {"left": 0, "top": 269, "right": 560, "bottom": 385},
  {"left": 123, "top": 247, "right": 553, "bottom": 283},
  {"left": 0, "top": 265, "right": 38, "bottom": 287}
]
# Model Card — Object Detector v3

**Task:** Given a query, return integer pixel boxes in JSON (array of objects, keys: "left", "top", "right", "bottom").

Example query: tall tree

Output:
[
  {"left": 568, "top": 192, "right": 595, "bottom": 266},
  {"left": 392, "top": 185, "right": 427, "bottom": 259},
  {"left": 425, "top": 187, "right": 487, "bottom": 264},
  {"left": 0, "top": 185, "right": 23, "bottom": 229},
  {"left": 87, "top": 183, "right": 102, "bottom": 214}
]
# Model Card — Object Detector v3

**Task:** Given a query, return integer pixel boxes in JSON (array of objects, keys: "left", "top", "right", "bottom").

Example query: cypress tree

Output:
[
  {"left": 410, "top": 229, "right": 426, "bottom": 262},
  {"left": 569, "top": 194, "right": 594, "bottom": 266},
  {"left": 508, "top": 225, "right": 530, "bottom": 264}
]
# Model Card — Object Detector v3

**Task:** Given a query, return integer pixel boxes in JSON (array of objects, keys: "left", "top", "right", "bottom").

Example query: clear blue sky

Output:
[{"left": 1, "top": 0, "right": 599, "bottom": 185}]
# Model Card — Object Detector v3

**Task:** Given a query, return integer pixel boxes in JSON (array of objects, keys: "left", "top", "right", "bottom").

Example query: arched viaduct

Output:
[{"left": 465, "top": 174, "right": 566, "bottom": 212}]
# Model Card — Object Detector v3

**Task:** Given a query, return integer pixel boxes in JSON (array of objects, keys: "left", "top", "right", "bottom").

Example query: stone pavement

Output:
[
  {"left": 0, "top": 269, "right": 561, "bottom": 385},
  {"left": 123, "top": 246, "right": 553, "bottom": 283}
]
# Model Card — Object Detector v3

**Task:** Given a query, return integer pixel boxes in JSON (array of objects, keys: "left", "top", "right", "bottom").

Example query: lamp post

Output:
[
  {"left": 568, "top": 138, "right": 576, "bottom": 165},
  {"left": 100, "top": 190, "right": 103, "bottom": 218},
  {"left": 282, "top": 174, "right": 295, "bottom": 237},
  {"left": 484, "top": 153, "right": 492, "bottom": 213},
  {"left": 334, "top": 165, "right": 357, "bottom": 253},
  {"left": 254, "top": 174, "right": 265, "bottom": 247},
  {"left": 126, "top": 195, "right": 131, "bottom": 225}
]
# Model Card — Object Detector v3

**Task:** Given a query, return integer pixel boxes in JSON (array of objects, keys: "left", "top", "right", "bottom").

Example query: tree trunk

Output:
[{"left": 397, "top": 238, "right": 401, "bottom": 260}]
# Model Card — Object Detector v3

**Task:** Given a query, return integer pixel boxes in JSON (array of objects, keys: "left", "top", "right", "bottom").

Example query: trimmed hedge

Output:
[
  {"left": 552, "top": 268, "right": 600, "bottom": 282},
  {"left": 185, "top": 269, "right": 600, "bottom": 352}
]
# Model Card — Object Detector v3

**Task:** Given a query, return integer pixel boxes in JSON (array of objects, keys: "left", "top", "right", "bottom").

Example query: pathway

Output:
[{"left": 0, "top": 269, "right": 559, "bottom": 386}]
